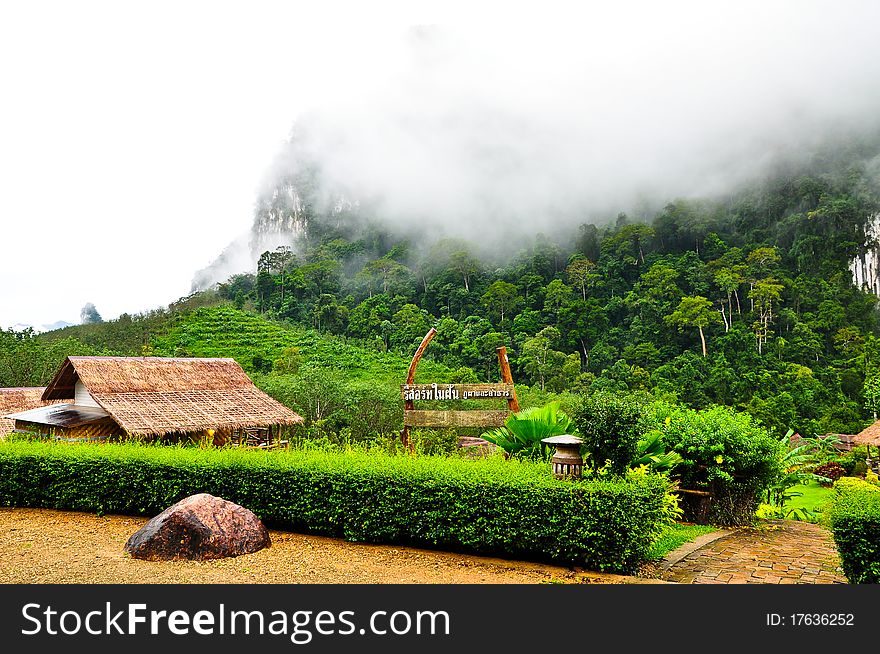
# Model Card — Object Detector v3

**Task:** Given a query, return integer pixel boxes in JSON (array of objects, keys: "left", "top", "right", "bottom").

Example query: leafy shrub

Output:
[
  {"left": 840, "top": 446, "right": 869, "bottom": 476},
  {"left": 755, "top": 503, "right": 785, "bottom": 520},
  {"left": 257, "top": 368, "right": 403, "bottom": 443},
  {"left": 814, "top": 462, "right": 846, "bottom": 486},
  {"left": 827, "top": 477, "right": 880, "bottom": 583},
  {"left": 653, "top": 404, "right": 784, "bottom": 525},
  {"left": 851, "top": 460, "right": 869, "bottom": 478},
  {"left": 632, "top": 430, "right": 682, "bottom": 473},
  {"left": 0, "top": 440, "right": 671, "bottom": 573},
  {"left": 480, "top": 401, "right": 574, "bottom": 460},
  {"left": 573, "top": 391, "right": 646, "bottom": 474},
  {"left": 804, "top": 434, "right": 847, "bottom": 465}
]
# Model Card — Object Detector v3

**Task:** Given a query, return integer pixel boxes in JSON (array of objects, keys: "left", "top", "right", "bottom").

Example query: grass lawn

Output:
[
  {"left": 646, "top": 523, "right": 718, "bottom": 560},
  {"left": 782, "top": 480, "right": 834, "bottom": 517}
]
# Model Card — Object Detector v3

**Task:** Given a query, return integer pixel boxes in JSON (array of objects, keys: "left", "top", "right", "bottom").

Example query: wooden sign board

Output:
[
  {"left": 400, "top": 328, "right": 520, "bottom": 450},
  {"left": 401, "top": 383, "right": 513, "bottom": 401},
  {"left": 404, "top": 410, "right": 511, "bottom": 428}
]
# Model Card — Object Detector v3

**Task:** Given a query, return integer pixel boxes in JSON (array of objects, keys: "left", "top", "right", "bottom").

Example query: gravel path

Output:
[{"left": 0, "top": 508, "right": 642, "bottom": 584}]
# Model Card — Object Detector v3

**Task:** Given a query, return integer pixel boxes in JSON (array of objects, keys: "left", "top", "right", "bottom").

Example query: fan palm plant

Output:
[{"left": 480, "top": 401, "right": 575, "bottom": 460}]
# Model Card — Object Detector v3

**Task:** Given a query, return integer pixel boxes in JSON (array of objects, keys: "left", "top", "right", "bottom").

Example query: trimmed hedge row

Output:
[
  {"left": 827, "top": 477, "right": 880, "bottom": 583},
  {"left": 0, "top": 440, "right": 670, "bottom": 574}
]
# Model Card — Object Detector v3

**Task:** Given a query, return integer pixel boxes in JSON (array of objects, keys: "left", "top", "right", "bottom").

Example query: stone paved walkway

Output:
[{"left": 660, "top": 520, "right": 846, "bottom": 584}]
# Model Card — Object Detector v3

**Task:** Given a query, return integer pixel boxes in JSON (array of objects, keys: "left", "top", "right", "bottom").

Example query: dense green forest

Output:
[
  {"left": 211, "top": 140, "right": 880, "bottom": 438},
  {"left": 4, "top": 139, "right": 880, "bottom": 441}
]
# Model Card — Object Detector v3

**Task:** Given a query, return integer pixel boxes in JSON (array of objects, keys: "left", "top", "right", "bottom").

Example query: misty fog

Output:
[{"left": 197, "top": 2, "right": 880, "bottom": 288}]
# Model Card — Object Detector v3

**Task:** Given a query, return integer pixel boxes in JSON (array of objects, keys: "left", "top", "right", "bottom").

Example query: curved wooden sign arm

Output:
[
  {"left": 400, "top": 328, "right": 437, "bottom": 450},
  {"left": 406, "top": 328, "right": 437, "bottom": 386},
  {"left": 496, "top": 346, "right": 520, "bottom": 413}
]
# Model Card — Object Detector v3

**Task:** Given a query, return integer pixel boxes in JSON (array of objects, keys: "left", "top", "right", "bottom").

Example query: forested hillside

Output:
[
  {"left": 207, "top": 137, "right": 880, "bottom": 438},
  {"left": 3, "top": 138, "right": 880, "bottom": 441}
]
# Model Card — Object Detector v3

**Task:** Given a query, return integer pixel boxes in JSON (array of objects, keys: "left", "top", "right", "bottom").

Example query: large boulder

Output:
[{"left": 124, "top": 493, "right": 271, "bottom": 561}]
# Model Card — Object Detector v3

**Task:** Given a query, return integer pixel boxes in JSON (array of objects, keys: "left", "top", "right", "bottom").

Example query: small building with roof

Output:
[
  {"left": 0, "top": 387, "right": 66, "bottom": 438},
  {"left": 3, "top": 356, "right": 303, "bottom": 446},
  {"left": 852, "top": 420, "right": 880, "bottom": 472}
]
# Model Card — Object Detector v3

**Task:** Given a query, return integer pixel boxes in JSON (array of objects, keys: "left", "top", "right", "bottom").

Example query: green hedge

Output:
[
  {"left": 0, "top": 440, "right": 671, "bottom": 574},
  {"left": 827, "top": 477, "right": 880, "bottom": 583}
]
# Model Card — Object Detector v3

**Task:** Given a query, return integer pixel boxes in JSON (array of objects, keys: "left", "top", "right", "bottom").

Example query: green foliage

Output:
[
  {"left": 480, "top": 401, "right": 575, "bottom": 460},
  {"left": 653, "top": 404, "right": 785, "bottom": 525},
  {"left": 664, "top": 295, "right": 721, "bottom": 357},
  {"left": 31, "top": 141, "right": 880, "bottom": 442},
  {"left": 481, "top": 280, "right": 522, "bottom": 327},
  {"left": 573, "top": 391, "right": 646, "bottom": 475},
  {"left": 633, "top": 430, "right": 682, "bottom": 473},
  {"left": 0, "top": 440, "right": 671, "bottom": 573},
  {"left": 256, "top": 369, "right": 402, "bottom": 443},
  {"left": 519, "top": 327, "right": 579, "bottom": 392},
  {"left": 827, "top": 477, "right": 880, "bottom": 583},
  {"left": 273, "top": 346, "right": 302, "bottom": 374},
  {"left": 840, "top": 446, "right": 869, "bottom": 476},
  {"left": 764, "top": 431, "right": 835, "bottom": 514},
  {"left": 150, "top": 305, "right": 450, "bottom": 384},
  {"left": 774, "top": 480, "right": 834, "bottom": 522},
  {"left": 0, "top": 328, "right": 103, "bottom": 387},
  {"left": 863, "top": 372, "right": 880, "bottom": 419}
]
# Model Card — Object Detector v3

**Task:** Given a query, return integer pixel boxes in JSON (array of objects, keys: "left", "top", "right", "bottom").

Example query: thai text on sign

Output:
[{"left": 400, "top": 383, "right": 513, "bottom": 401}]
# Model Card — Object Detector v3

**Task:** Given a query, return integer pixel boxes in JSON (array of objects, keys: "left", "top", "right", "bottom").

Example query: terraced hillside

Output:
[{"left": 148, "top": 305, "right": 451, "bottom": 384}]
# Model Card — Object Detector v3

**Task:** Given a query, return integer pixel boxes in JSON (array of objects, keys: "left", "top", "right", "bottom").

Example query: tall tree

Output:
[
  {"left": 665, "top": 295, "right": 722, "bottom": 357},
  {"left": 749, "top": 278, "right": 784, "bottom": 354},
  {"left": 713, "top": 267, "right": 743, "bottom": 330},
  {"left": 448, "top": 250, "right": 480, "bottom": 292},
  {"left": 542, "top": 279, "right": 574, "bottom": 325},
  {"left": 565, "top": 257, "right": 599, "bottom": 301},
  {"left": 481, "top": 280, "right": 521, "bottom": 327},
  {"left": 520, "top": 327, "right": 567, "bottom": 391},
  {"left": 575, "top": 223, "right": 600, "bottom": 261}
]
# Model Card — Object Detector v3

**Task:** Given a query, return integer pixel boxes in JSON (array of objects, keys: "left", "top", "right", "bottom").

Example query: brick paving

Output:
[{"left": 660, "top": 520, "right": 846, "bottom": 584}]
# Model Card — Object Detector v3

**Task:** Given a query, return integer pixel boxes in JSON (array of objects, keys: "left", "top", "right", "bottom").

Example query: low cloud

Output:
[{"left": 197, "top": 2, "right": 880, "bottom": 286}]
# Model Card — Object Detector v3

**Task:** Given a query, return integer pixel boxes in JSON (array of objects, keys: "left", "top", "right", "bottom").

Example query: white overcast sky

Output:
[{"left": 1, "top": 1, "right": 879, "bottom": 329}]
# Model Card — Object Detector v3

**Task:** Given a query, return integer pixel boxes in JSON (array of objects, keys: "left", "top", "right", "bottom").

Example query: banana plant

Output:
[{"left": 767, "top": 429, "right": 831, "bottom": 507}]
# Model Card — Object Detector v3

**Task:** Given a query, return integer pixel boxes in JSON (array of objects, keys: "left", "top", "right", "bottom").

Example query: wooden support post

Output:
[
  {"left": 401, "top": 328, "right": 437, "bottom": 452},
  {"left": 497, "top": 346, "right": 520, "bottom": 413}
]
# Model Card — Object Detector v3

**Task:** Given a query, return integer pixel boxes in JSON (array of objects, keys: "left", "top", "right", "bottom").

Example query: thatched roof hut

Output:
[
  {"left": 5, "top": 356, "right": 302, "bottom": 440},
  {"left": 853, "top": 420, "right": 880, "bottom": 448},
  {"left": 0, "top": 387, "right": 63, "bottom": 437}
]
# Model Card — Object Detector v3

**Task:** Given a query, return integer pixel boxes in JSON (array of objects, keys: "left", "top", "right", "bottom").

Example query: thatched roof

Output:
[
  {"left": 853, "top": 421, "right": 880, "bottom": 447},
  {"left": 42, "top": 357, "right": 303, "bottom": 436},
  {"left": 0, "top": 387, "right": 64, "bottom": 436}
]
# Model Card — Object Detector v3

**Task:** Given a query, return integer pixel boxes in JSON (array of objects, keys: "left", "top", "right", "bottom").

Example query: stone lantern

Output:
[{"left": 541, "top": 435, "right": 584, "bottom": 480}]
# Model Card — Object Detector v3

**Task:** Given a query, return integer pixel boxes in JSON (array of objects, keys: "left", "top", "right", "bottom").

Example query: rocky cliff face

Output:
[
  {"left": 850, "top": 213, "right": 880, "bottom": 296},
  {"left": 249, "top": 183, "right": 310, "bottom": 259},
  {"left": 192, "top": 129, "right": 365, "bottom": 291}
]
